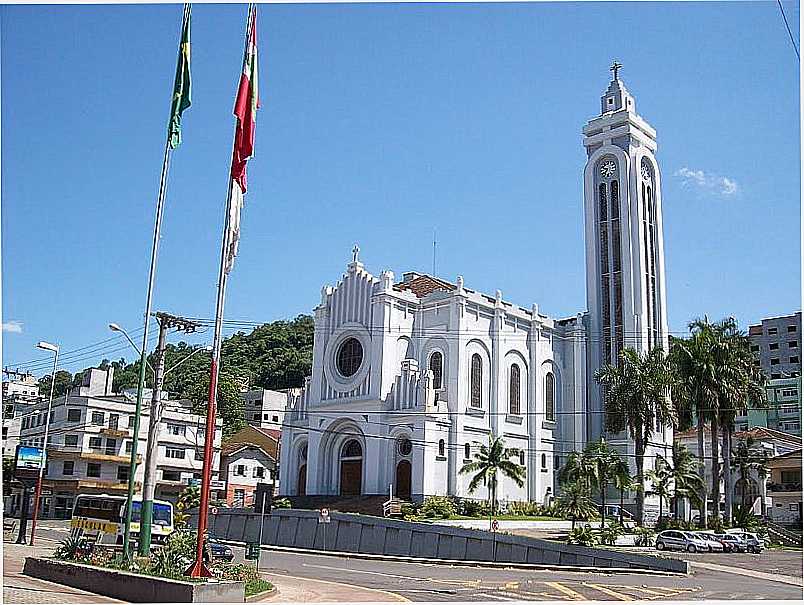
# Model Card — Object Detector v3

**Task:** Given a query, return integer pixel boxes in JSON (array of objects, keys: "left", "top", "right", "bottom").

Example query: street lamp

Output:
[
  {"left": 28, "top": 340, "right": 59, "bottom": 546},
  {"left": 109, "top": 324, "right": 154, "bottom": 375}
]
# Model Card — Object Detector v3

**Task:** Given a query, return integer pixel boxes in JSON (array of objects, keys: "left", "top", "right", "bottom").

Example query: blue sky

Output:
[{"left": 2, "top": 1, "right": 800, "bottom": 376}]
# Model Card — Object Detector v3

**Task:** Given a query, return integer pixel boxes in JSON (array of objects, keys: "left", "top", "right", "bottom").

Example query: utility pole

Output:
[{"left": 138, "top": 312, "right": 200, "bottom": 555}]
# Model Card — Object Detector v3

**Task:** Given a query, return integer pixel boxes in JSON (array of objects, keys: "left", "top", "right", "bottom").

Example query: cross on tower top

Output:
[
  {"left": 610, "top": 60, "right": 623, "bottom": 81},
  {"left": 352, "top": 244, "right": 360, "bottom": 263}
]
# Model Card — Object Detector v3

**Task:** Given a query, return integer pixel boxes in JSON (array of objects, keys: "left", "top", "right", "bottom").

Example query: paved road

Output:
[{"left": 7, "top": 522, "right": 803, "bottom": 602}]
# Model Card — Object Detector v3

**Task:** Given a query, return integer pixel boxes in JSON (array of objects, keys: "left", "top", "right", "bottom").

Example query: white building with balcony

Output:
[{"left": 13, "top": 368, "right": 222, "bottom": 519}]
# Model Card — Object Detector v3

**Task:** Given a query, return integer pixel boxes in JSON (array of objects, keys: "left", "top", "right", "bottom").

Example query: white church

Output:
[{"left": 279, "top": 65, "right": 672, "bottom": 509}]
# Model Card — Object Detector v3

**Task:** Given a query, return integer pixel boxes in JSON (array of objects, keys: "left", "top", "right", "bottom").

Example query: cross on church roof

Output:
[
  {"left": 610, "top": 61, "right": 623, "bottom": 81},
  {"left": 352, "top": 244, "right": 360, "bottom": 263}
]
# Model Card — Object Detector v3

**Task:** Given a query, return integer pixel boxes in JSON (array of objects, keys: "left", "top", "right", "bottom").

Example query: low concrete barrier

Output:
[
  {"left": 23, "top": 557, "right": 245, "bottom": 603},
  {"left": 197, "top": 508, "right": 688, "bottom": 574}
]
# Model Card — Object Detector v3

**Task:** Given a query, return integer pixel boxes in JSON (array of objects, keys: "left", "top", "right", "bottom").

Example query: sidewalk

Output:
[
  {"left": 256, "top": 572, "right": 408, "bottom": 602},
  {"left": 2, "top": 540, "right": 121, "bottom": 604}
]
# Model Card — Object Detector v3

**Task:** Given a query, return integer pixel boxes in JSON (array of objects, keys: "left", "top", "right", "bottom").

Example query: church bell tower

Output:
[{"left": 582, "top": 63, "right": 670, "bottom": 442}]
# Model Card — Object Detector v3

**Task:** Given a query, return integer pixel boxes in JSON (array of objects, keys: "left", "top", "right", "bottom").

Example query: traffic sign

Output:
[
  {"left": 491, "top": 520, "right": 499, "bottom": 532},
  {"left": 319, "top": 508, "right": 331, "bottom": 524},
  {"left": 245, "top": 542, "right": 260, "bottom": 560},
  {"left": 211, "top": 507, "right": 218, "bottom": 515}
]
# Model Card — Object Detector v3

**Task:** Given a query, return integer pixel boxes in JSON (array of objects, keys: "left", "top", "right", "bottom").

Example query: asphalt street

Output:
[{"left": 10, "top": 522, "right": 804, "bottom": 602}]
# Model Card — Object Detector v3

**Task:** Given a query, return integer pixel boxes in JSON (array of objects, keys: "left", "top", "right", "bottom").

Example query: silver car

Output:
[
  {"left": 693, "top": 532, "right": 725, "bottom": 552},
  {"left": 655, "top": 530, "right": 711, "bottom": 553}
]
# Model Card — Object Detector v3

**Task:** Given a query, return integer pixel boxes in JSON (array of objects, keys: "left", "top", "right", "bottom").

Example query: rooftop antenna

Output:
[{"left": 432, "top": 228, "right": 437, "bottom": 276}]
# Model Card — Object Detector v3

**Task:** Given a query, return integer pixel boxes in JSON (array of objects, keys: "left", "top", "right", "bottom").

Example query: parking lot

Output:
[{"left": 633, "top": 547, "right": 803, "bottom": 578}]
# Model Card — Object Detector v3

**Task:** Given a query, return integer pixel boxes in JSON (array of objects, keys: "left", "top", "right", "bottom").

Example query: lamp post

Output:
[{"left": 28, "top": 340, "right": 59, "bottom": 546}]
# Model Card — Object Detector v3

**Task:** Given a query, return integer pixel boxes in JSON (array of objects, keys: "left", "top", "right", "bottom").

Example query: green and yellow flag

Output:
[{"left": 168, "top": 4, "right": 192, "bottom": 149}]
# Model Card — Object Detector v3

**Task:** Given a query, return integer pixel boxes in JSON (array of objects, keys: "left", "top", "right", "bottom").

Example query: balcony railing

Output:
[{"left": 768, "top": 482, "right": 802, "bottom": 493}]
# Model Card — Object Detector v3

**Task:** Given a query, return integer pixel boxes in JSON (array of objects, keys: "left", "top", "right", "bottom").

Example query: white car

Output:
[
  {"left": 692, "top": 532, "right": 725, "bottom": 552},
  {"left": 655, "top": 530, "right": 711, "bottom": 553}
]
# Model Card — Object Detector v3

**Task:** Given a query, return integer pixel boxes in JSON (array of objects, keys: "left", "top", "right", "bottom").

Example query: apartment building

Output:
[
  {"left": 735, "top": 376, "right": 802, "bottom": 437},
  {"left": 748, "top": 312, "right": 802, "bottom": 379},
  {"left": 2, "top": 372, "right": 40, "bottom": 458},
  {"left": 13, "top": 368, "right": 223, "bottom": 519},
  {"left": 242, "top": 388, "right": 287, "bottom": 432}
]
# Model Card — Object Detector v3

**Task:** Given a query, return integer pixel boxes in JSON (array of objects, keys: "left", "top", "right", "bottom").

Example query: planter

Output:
[{"left": 23, "top": 557, "right": 245, "bottom": 603}]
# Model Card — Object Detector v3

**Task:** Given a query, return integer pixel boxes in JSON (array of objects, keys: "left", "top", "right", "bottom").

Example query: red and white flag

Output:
[{"left": 225, "top": 4, "right": 259, "bottom": 274}]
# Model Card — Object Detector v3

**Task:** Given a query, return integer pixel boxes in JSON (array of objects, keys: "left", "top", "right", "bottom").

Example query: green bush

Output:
[
  {"left": 245, "top": 578, "right": 273, "bottom": 597},
  {"left": 567, "top": 525, "right": 597, "bottom": 547},
  {"left": 599, "top": 521, "right": 624, "bottom": 545},
  {"left": 633, "top": 526, "right": 656, "bottom": 547},
  {"left": 508, "top": 501, "right": 541, "bottom": 516},
  {"left": 273, "top": 498, "right": 292, "bottom": 509},
  {"left": 419, "top": 496, "right": 457, "bottom": 519},
  {"left": 459, "top": 498, "right": 490, "bottom": 517},
  {"left": 54, "top": 536, "right": 93, "bottom": 562}
]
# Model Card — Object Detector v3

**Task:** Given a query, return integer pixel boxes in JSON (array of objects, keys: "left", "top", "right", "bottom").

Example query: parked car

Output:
[
  {"left": 207, "top": 541, "right": 235, "bottom": 562},
  {"left": 726, "top": 530, "right": 765, "bottom": 553},
  {"left": 693, "top": 532, "right": 725, "bottom": 552},
  {"left": 712, "top": 533, "right": 746, "bottom": 553},
  {"left": 655, "top": 530, "right": 711, "bottom": 553}
]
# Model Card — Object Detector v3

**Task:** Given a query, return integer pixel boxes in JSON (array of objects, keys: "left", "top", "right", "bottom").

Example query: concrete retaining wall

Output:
[
  {"left": 199, "top": 508, "right": 687, "bottom": 574},
  {"left": 23, "top": 558, "right": 245, "bottom": 603}
]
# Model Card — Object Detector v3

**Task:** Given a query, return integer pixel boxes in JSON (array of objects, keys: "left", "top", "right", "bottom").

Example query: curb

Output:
[
  {"left": 217, "top": 539, "right": 688, "bottom": 577},
  {"left": 246, "top": 584, "right": 277, "bottom": 602}
]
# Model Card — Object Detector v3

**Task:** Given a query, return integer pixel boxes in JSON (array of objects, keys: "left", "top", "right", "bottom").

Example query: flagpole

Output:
[
  {"left": 122, "top": 133, "right": 172, "bottom": 561},
  {"left": 187, "top": 4, "right": 255, "bottom": 577}
]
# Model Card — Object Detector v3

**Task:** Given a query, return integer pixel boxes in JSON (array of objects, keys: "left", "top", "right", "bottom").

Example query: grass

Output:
[
  {"left": 245, "top": 578, "right": 273, "bottom": 597},
  {"left": 447, "top": 514, "right": 561, "bottom": 521}
]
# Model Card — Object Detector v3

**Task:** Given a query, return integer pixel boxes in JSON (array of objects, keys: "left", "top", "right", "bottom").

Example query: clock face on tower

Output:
[{"left": 600, "top": 160, "right": 617, "bottom": 178}]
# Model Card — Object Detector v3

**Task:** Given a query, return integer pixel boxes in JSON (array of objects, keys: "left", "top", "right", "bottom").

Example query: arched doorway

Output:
[
  {"left": 396, "top": 460, "right": 412, "bottom": 499},
  {"left": 298, "top": 464, "right": 307, "bottom": 496},
  {"left": 339, "top": 439, "right": 363, "bottom": 496}
]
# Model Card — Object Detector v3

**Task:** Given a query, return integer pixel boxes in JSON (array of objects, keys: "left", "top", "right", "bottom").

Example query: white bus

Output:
[{"left": 70, "top": 494, "right": 174, "bottom": 546}]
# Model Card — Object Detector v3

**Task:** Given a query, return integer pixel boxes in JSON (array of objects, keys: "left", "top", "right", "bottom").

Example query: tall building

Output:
[
  {"left": 2, "top": 371, "right": 40, "bottom": 459},
  {"left": 735, "top": 376, "right": 801, "bottom": 437},
  {"left": 12, "top": 368, "right": 223, "bottom": 519},
  {"left": 279, "top": 65, "right": 672, "bottom": 517},
  {"left": 242, "top": 388, "right": 287, "bottom": 432},
  {"left": 748, "top": 312, "right": 802, "bottom": 379}
]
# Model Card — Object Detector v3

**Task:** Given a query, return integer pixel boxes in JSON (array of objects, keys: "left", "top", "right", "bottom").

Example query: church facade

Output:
[{"left": 279, "top": 67, "right": 672, "bottom": 509}]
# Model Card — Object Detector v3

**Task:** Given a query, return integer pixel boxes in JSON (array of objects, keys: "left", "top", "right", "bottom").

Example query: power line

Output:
[{"left": 777, "top": 0, "right": 800, "bottom": 60}]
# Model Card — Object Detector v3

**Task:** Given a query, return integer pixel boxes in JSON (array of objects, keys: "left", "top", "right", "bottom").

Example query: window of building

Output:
[
  {"left": 233, "top": 489, "right": 245, "bottom": 507},
  {"left": 125, "top": 441, "right": 133, "bottom": 454},
  {"left": 782, "top": 389, "right": 798, "bottom": 397},
  {"left": 165, "top": 447, "right": 185, "bottom": 460},
  {"left": 464, "top": 443, "right": 471, "bottom": 460},
  {"left": 470, "top": 354, "right": 483, "bottom": 408},
  {"left": 438, "top": 439, "right": 445, "bottom": 457},
  {"left": 790, "top": 503, "right": 800, "bottom": 512},
  {"left": 117, "top": 466, "right": 129, "bottom": 481},
  {"left": 790, "top": 356, "right": 800, "bottom": 364},
  {"left": 67, "top": 409, "right": 81, "bottom": 423},
  {"left": 62, "top": 461, "right": 74, "bottom": 476},
  {"left": 770, "top": 343, "right": 780, "bottom": 351},
  {"left": 234, "top": 464, "right": 246, "bottom": 476},
  {"left": 429, "top": 351, "right": 443, "bottom": 390},
  {"left": 789, "top": 341, "right": 798, "bottom": 349},
  {"left": 128, "top": 415, "right": 135, "bottom": 428},
  {"left": 89, "top": 437, "right": 102, "bottom": 450},
  {"left": 750, "top": 345, "right": 760, "bottom": 352},
  {"left": 788, "top": 325, "right": 797, "bottom": 333},
  {"left": 87, "top": 463, "right": 101, "bottom": 478},
  {"left": 782, "top": 422, "right": 801, "bottom": 432},
  {"left": 509, "top": 364, "right": 521, "bottom": 416},
  {"left": 272, "top": 415, "right": 279, "bottom": 422},
  {"left": 768, "top": 327, "right": 778, "bottom": 335},
  {"left": 166, "top": 423, "right": 185, "bottom": 436},
  {"left": 519, "top": 451, "right": 525, "bottom": 466},
  {"left": 253, "top": 467, "right": 265, "bottom": 479},
  {"left": 545, "top": 372, "right": 555, "bottom": 421},
  {"left": 108, "top": 414, "right": 119, "bottom": 430},
  {"left": 252, "top": 413, "right": 261, "bottom": 421},
  {"left": 772, "top": 373, "right": 782, "bottom": 379},
  {"left": 91, "top": 411, "right": 104, "bottom": 425},
  {"left": 105, "top": 439, "right": 117, "bottom": 456},
  {"left": 336, "top": 337, "right": 363, "bottom": 378},
  {"left": 541, "top": 453, "right": 547, "bottom": 470},
  {"left": 397, "top": 438, "right": 412, "bottom": 456},
  {"left": 771, "top": 358, "right": 781, "bottom": 366},
  {"left": 162, "top": 470, "right": 181, "bottom": 482},
  {"left": 195, "top": 449, "right": 204, "bottom": 461}
]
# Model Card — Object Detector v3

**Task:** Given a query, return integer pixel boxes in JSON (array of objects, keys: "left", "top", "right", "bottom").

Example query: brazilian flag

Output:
[{"left": 168, "top": 4, "right": 192, "bottom": 149}]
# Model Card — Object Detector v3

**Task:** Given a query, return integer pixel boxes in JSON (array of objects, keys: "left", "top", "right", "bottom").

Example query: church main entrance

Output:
[
  {"left": 339, "top": 439, "right": 363, "bottom": 496},
  {"left": 395, "top": 460, "right": 412, "bottom": 499}
]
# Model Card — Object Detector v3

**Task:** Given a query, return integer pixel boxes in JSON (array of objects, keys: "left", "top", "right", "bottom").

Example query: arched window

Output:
[
  {"left": 541, "top": 453, "right": 547, "bottom": 469},
  {"left": 464, "top": 443, "right": 471, "bottom": 460},
  {"left": 545, "top": 372, "right": 555, "bottom": 421},
  {"left": 438, "top": 439, "right": 445, "bottom": 457},
  {"left": 470, "top": 354, "right": 483, "bottom": 408},
  {"left": 509, "top": 364, "right": 521, "bottom": 415},
  {"left": 341, "top": 440, "right": 362, "bottom": 459},
  {"left": 429, "top": 351, "right": 443, "bottom": 390}
]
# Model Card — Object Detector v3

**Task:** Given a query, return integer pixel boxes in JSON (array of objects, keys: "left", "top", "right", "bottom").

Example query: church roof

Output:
[{"left": 393, "top": 274, "right": 456, "bottom": 298}]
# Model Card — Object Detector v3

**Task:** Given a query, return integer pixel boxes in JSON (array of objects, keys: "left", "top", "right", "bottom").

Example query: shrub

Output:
[
  {"left": 633, "top": 526, "right": 655, "bottom": 547},
  {"left": 459, "top": 498, "right": 490, "bottom": 517},
  {"left": 54, "top": 536, "right": 93, "bottom": 561},
  {"left": 508, "top": 501, "right": 541, "bottom": 516},
  {"left": 419, "top": 496, "right": 457, "bottom": 519},
  {"left": 273, "top": 498, "right": 292, "bottom": 509},
  {"left": 213, "top": 562, "right": 260, "bottom": 582},
  {"left": 599, "top": 521, "right": 624, "bottom": 545},
  {"left": 567, "top": 525, "right": 597, "bottom": 547}
]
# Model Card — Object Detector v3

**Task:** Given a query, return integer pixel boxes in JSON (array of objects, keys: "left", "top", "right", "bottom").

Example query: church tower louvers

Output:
[{"left": 583, "top": 63, "right": 670, "bottom": 442}]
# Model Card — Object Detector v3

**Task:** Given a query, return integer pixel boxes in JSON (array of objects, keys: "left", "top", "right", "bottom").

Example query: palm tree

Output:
[
  {"left": 668, "top": 442, "right": 704, "bottom": 520},
  {"left": 595, "top": 347, "right": 675, "bottom": 525},
  {"left": 559, "top": 440, "right": 621, "bottom": 528},
  {"left": 731, "top": 436, "right": 770, "bottom": 513},
  {"left": 611, "top": 457, "right": 635, "bottom": 526},
  {"left": 556, "top": 479, "right": 598, "bottom": 530},
  {"left": 460, "top": 435, "right": 526, "bottom": 515},
  {"left": 646, "top": 458, "right": 673, "bottom": 521}
]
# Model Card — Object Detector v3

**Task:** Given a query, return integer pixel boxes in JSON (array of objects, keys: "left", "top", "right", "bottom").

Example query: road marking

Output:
[
  {"left": 545, "top": 582, "right": 586, "bottom": 601},
  {"left": 583, "top": 583, "right": 635, "bottom": 601},
  {"left": 265, "top": 572, "right": 410, "bottom": 602},
  {"left": 608, "top": 585, "right": 669, "bottom": 598},
  {"left": 475, "top": 592, "right": 520, "bottom": 601},
  {"left": 517, "top": 590, "right": 575, "bottom": 601}
]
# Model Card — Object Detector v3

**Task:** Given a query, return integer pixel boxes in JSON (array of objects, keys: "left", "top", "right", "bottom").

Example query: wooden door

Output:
[
  {"left": 396, "top": 460, "right": 412, "bottom": 499},
  {"left": 340, "top": 460, "right": 362, "bottom": 496}
]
